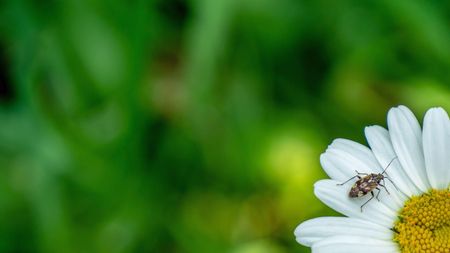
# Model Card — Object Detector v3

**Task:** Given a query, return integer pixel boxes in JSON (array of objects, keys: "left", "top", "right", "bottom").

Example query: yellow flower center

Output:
[{"left": 394, "top": 189, "right": 450, "bottom": 252}]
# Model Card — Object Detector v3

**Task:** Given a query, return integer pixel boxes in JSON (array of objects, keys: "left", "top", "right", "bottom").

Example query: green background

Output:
[{"left": 0, "top": 0, "right": 449, "bottom": 252}]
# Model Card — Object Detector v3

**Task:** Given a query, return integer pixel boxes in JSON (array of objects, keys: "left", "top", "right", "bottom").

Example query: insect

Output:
[{"left": 337, "top": 157, "right": 398, "bottom": 212}]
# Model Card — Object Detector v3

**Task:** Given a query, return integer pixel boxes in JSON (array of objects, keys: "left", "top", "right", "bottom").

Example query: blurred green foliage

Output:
[{"left": 0, "top": 0, "right": 449, "bottom": 252}]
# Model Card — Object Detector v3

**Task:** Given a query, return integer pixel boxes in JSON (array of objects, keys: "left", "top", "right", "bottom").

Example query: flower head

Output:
[{"left": 294, "top": 105, "right": 450, "bottom": 252}]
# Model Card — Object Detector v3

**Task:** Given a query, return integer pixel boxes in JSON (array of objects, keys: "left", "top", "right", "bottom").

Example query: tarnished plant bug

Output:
[{"left": 337, "top": 156, "right": 398, "bottom": 212}]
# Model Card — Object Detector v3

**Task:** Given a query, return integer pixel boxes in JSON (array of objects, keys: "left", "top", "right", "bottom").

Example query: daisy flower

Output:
[{"left": 294, "top": 105, "right": 450, "bottom": 252}]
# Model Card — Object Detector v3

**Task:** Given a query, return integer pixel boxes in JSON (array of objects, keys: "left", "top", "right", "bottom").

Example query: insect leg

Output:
[
  {"left": 355, "top": 170, "right": 368, "bottom": 176},
  {"left": 360, "top": 192, "right": 374, "bottom": 212},
  {"left": 380, "top": 179, "right": 390, "bottom": 195},
  {"left": 336, "top": 175, "right": 359, "bottom": 186},
  {"left": 375, "top": 187, "right": 381, "bottom": 201},
  {"left": 379, "top": 185, "right": 390, "bottom": 195},
  {"left": 384, "top": 176, "right": 399, "bottom": 191}
]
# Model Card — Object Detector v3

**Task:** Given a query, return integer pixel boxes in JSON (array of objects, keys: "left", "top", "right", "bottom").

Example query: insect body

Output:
[
  {"left": 349, "top": 173, "right": 385, "bottom": 198},
  {"left": 337, "top": 157, "right": 398, "bottom": 212}
]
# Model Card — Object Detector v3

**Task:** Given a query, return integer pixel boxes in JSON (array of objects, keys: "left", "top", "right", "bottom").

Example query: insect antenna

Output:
[
  {"left": 381, "top": 156, "right": 398, "bottom": 175},
  {"left": 384, "top": 175, "right": 400, "bottom": 191},
  {"left": 380, "top": 156, "right": 399, "bottom": 191}
]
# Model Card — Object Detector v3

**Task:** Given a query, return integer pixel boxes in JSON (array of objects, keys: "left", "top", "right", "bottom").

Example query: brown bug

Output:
[{"left": 337, "top": 157, "right": 398, "bottom": 212}]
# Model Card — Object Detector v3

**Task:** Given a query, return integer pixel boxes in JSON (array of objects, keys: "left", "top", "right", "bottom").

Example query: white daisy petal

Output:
[
  {"left": 294, "top": 105, "right": 450, "bottom": 251},
  {"left": 320, "top": 139, "right": 382, "bottom": 181},
  {"left": 320, "top": 153, "right": 348, "bottom": 182},
  {"left": 294, "top": 217, "right": 392, "bottom": 247},
  {"left": 320, "top": 139, "right": 404, "bottom": 211},
  {"left": 314, "top": 179, "right": 396, "bottom": 228},
  {"left": 387, "top": 105, "right": 430, "bottom": 192},
  {"left": 423, "top": 107, "right": 450, "bottom": 190},
  {"left": 312, "top": 236, "right": 399, "bottom": 253},
  {"left": 365, "top": 125, "right": 419, "bottom": 197}
]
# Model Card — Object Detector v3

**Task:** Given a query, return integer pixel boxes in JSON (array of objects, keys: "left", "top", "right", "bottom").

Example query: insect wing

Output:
[
  {"left": 349, "top": 184, "right": 365, "bottom": 197},
  {"left": 349, "top": 175, "right": 377, "bottom": 198}
]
